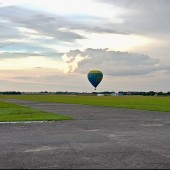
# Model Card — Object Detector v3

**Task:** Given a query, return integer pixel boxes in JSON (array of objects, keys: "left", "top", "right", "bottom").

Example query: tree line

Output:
[
  {"left": 0, "top": 91, "right": 21, "bottom": 95},
  {"left": 0, "top": 91, "right": 170, "bottom": 96}
]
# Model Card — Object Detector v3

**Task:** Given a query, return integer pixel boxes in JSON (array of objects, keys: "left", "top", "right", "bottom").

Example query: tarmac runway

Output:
[{"left": 0, "top": 99, "right": 170, "bottom": 169}]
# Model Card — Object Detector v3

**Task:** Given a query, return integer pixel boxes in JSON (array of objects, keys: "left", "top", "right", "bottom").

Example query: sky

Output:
[{"left": 0, "top": 0, "right": 170, "bottom": 92}]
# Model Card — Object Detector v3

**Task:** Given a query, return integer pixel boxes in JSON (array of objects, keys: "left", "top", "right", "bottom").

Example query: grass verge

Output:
[
  {"left": 2, "top": 95, "right": 170, "bottom": 112},
  {"left": 0, "top": 100, "right": 72, "bottom": 122}
]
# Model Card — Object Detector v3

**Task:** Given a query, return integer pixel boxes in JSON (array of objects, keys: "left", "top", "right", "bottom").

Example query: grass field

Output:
[
  {"left": 2, "top": 94, "right": 170, "bottom": 112},
  {"left": 0, "top": 100, "right": 72, "bottom": 122}
]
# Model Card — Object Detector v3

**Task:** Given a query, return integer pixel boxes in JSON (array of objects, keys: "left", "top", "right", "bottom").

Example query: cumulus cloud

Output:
[
  {"left": 0, "top": 48, "right": 169, "bottom": 92},
  {"left": 0, "top": 47, "right": 169, "bottom": 77},
  {"left": 62, "top": 54, "right": 90, "bottom": 73},
  {"left": 62, "top": 48, "right": 168, "bottom": 76}
]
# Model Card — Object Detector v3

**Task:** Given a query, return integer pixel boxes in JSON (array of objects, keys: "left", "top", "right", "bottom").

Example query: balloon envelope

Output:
[{"left": 88, "top": 70, "right": 103, "bottom": 90}]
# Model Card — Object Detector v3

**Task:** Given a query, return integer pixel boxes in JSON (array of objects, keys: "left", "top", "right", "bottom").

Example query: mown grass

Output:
[
  {"left": 2, "top": 94, "right": 170, "bottom": 112},
  {"left": 0, "top": 100, "right": 72, "bottom": 122}
]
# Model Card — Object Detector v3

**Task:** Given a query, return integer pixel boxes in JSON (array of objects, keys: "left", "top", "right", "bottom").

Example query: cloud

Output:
[
  {"left": 0, "top": 46, "right": 169, "bottom": 77},
  {"left": 0, "top": 21, "right": 24, "bottom": 39},
  {"left": 62, "top": 48, "right": 169, "bottom": 76},
  {"left": 62, "top": 53, "right": 90, "bottom": 73},
  {"left": 96, "top": 0, "right": 170, "bottom": 37},
  {"left": 0, "top": 68, "right": 89, "bottom": 92},
  {"left": 2, "top": 3, "right": 167, "bottom": 58},
  {"left": 0, "top": 52, "right": 42, "bottom": 59},
  {"left": 1, "top": 1, "right": 170, "bottom": 44},
  {"left": 0, "top": 51, "right": 63, "bottom": 60},
  {"left": 0, "top": 6, "right": 84, "bottom": 43},
  {"left": 0, "top": 5, "right": 129, "bottom": 47},
  {"left": 0, "top": 48, "right": 169, "bottom": 92}
]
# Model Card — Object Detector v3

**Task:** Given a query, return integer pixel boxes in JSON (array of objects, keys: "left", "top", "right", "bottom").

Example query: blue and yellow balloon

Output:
[{"left": 87, "top": 70, "right": 103, "bottom": 90}]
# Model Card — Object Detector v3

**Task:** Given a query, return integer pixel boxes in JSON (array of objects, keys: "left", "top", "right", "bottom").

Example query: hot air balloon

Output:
[{"left": 87, "top": 70, "right": 103, "bottom": 90}]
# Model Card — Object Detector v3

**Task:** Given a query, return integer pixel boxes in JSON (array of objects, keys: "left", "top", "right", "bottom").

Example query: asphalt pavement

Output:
[{"left": 0, "top": 99, "right": 170, "bottom": 169}]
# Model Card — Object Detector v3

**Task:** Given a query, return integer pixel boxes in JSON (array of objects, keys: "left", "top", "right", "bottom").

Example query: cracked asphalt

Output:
[{"left": 0, "top": 99, "right": 170, "bottom": 169}]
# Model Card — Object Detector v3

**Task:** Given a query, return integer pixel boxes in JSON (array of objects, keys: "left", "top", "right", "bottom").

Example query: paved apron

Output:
[{"left": 0, "top": 99, "right": 170, "bottom": 169}]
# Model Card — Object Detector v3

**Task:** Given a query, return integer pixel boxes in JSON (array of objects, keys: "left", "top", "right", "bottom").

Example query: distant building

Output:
[
  {"left": 111, "top": 92, "right": 118, "bottom": 96},
  {"left": 97, "top": 94, "right": 104, "bottom": 96}
]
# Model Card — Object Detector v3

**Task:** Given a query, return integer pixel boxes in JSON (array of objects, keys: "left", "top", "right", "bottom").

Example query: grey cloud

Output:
[
  {"left": 84, "top": 26, "right": 129, "bottom": 35},
  {"left": 0, "top": 5, "right": 129, "bottom": 43},
  {"left": 0, "top": 52, "right": 42, "bottom": 59},
  {"left": 13, "top": 74, "right": 75, "bottom": 85},
  {"left": 96, "top": 0, "right": 170, "bottom": 36},
  {"left": 97, "top": 0, "right": 170, "bottom": 10},
  {"left": 14, "top": 76, "right": 36, "bottom": 80},
  {"left": 0, "top": 32, "right": 64, "bottom": 55},
  {"left": 44, "top": 52, "right": 64, "bottom": 58},
  {"left": 0, "top": 6, "right": 84, "bottom": 42},
  {"left": 0, "top": 22, "right": 24, "bottom": 39},
  {"left": 1, "top": 1, "right": 170, "bottom": 44},
  {"left": 63, "top": 48, "right": 168, "bottom": 76},
  {"left": 0, "top": 51, "right": 63, "bottom": 59}
]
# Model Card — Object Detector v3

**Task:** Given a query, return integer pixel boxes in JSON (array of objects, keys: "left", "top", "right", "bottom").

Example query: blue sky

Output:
[{"left": 0, "top": 0, "right": 170, "bottom": 92}]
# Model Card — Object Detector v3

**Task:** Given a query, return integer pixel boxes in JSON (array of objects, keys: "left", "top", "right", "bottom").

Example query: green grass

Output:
[
  {"left": 0, "top": 100, "right": 72, "bottom": 122},
  {"left": 2, "top": 94, "right": 170, "bottom": 112}
]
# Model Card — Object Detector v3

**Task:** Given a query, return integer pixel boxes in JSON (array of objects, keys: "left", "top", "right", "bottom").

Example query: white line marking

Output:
[
  {"left": 0, "top": 121, "right": 53, "bottom": 124},
  {"left": 142, "top": 124, "right": 163, "bottom": 127}
]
